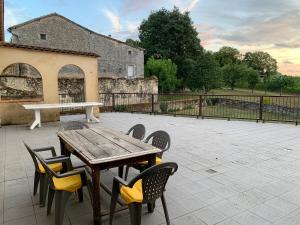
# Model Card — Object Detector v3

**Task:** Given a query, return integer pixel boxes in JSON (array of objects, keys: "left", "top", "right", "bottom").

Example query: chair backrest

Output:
[
  {"left": 34, "top": 152, "right": 58, "bottom": 187},
  {"left": 59, "top": 121, "right": 89, "bottom": 131},
  {"left": 145, "top": 130, "right": 171, "bottom": 152},
  {"left": 23, "top": 142, "right": 39, "bottom": 171},
  {"left": 129, "top": 162, "right": 178, "bottom": 203},
  {"left": 126, "top": 124, "right": 146, "bottom": 140}
]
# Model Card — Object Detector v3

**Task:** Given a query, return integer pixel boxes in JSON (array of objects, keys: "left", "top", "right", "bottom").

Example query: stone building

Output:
[{"left": 8, "top": 13, "right": 144, "bottom": 78}]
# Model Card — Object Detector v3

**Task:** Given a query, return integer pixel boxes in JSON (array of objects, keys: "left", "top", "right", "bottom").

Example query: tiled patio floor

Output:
[{"left": 1, "top": 113, "right": 300, "bottom": 225}]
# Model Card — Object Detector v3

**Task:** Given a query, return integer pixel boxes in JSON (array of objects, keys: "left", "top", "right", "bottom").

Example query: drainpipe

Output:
[{"left": 0, "top": 0, "right": 4, "bottom": 42}]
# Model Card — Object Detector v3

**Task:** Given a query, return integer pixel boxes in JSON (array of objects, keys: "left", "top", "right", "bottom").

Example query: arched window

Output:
[
  {"left": 0, "top": 63, "right": 43, "bottom": 100},
  {"left": 58, "top": 65, "right": 85, "bottom": 106}
]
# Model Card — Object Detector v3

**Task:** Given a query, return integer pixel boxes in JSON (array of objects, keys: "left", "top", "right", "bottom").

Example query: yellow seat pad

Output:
[
  {"left": 53, "top": 174, "right": 82, "bottom": 192},
  {"left": 38, "top": 163, "right": 63, "bottom": 173},
  {"left": 120, "top": 179, "right": 143, "bottom": 204},
  {"left": 139, "top": 157, "right": 162, "bottom": 165}
]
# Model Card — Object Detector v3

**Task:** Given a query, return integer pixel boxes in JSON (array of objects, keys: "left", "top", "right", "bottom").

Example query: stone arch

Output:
[
  {"left": 0, "top": 63, "right": 43, "bottom": 100},
  {"left": 58, "top": 64, "right": 85, "bottom": 107}
]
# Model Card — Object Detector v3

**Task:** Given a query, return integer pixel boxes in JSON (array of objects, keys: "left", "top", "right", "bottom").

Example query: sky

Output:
[{"left": 4, "top": 0, "right": 300, "bottom": 76}]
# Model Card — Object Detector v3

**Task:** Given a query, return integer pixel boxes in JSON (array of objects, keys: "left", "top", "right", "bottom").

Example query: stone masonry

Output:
[{"left": 8, "top": 13, "right": 144, "bottom": 78}]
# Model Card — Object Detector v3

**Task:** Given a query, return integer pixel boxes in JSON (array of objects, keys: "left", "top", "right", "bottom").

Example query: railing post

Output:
[
  {"left": 198, "top": 95, "right": 203, "bottom": 118},
  {"left": 259, "top": 96, "right": 263, "bottom": 121},
  {"left": 112, "top": 93, "right": 115, "bottom": 112},
  {"left": 151, "top": 94, "right": 154, "bottom": 114}
]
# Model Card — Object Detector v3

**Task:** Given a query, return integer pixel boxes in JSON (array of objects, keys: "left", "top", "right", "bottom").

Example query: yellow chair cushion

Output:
[
  {"left": 53, "top": 174, "right": 82, "bottom": 193},
  {"left": 120, "top": 179, "right": 143, "bottom": 204},
  {"left": 139, "top": 157, "right": 162, "bottom": 165},
  {"left": 38, "top": 163, "right": 63, "bottom": 173}
]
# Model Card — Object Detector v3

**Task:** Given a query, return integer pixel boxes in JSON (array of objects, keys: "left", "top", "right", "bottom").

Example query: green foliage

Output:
[
  {"left": 186, "top": 52, "right": 222, "bottom": 93},
  {"left": 266, "top": 75, "right": 295, "bottom": 95},
  {"left": 183, "top": 104, "right": 194, "bottom": 110},
  {"left": 115, "top": 105, "right": 127, "bottom": 112},
  {"left": 159, "top": 101, "right": 168, "bottom": 113},
  {"left": 145, "top": 58, "right": 178, "bottom": 92},
  {"left": 243, "top": 51, "right": 278, "bottom": 80},
  {"left": 263, "top": 97, "right": 272, "bottom": 105},
  {"left": 214, "top": 46, "right": 241, "bottom": 67},
  {"left": 245, "top": 68, "right": 260, "bottom": 92},
  {"left": 125, "top": 39, "right": 141, "bottom": 48},
  {"left": 222, "top": 64, "right": 248, "bottom": 90},
  {"left": 139, "top": 7, "right": 203, "bottom": 83},
  {"left": 168, "top": 107, "right": 180, "bottom": 113}
]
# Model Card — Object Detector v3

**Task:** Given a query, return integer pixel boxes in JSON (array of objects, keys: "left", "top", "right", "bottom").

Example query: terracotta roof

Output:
[
  {"left": 0, "top": 42, "right": 100, "bottom": 57},
  {"left": 8, "top": 13, "right": 144, "bottom": 51}
]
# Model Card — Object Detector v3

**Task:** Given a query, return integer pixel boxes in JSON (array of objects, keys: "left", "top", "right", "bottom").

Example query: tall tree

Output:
[
  {"left": 139, "top": 7, "right": 203, "bottom": 83},
  {"left": 214, "top": 46, "right": 241, "bottom": 67},
  {"left": 243, "top": 51, "right": 277, "bottom": 80},
  {"left": 125, "top": 39, "right": 141, "bottom": 48},
  {"left": 186, "top": 52, "right": 221, "bottom": 93},
  {"left": 145, "top": 58, "right": 178, "bottom": 93},
  {"left": 245, "top": 68, "right": 260, "bottom": 93},
  {"left": 222, "top": 64, "right": 247, "bottom": 90}
]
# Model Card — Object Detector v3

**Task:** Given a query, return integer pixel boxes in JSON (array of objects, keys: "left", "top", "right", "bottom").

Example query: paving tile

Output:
[
  {"left": 2, "top": 113, "right": 300, "bottom": 225},
  {"left": 193, "top": 206, "right": 227, "bottom": 225},
  {"left": 3, "top": 215, "right": 37, "bottom": 225},
  {"left": 232, "top": 211, "right": 272, "bottom": 225},
  {"left": 172, "top": 213, "right": 207, "bottom": 225},
  {"left": 4, "top": 205, "right": 34, "bottom": 222}
]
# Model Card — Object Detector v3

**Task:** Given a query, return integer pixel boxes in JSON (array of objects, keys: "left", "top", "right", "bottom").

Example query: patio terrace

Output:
[{"left": 1, "top": 113, "right": 300, "bottom": 225}]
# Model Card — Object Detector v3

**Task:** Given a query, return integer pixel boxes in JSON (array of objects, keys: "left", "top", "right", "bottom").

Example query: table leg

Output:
[
  {"left": 86, "top": 107, "right": 100, "bottom": 123},
  {"left": 92, "top": 169, "right": 101, "bottom": 225},
  {"left": 147, "top": 154, "right": 156, "bottom": 213},
  {"left": 30, "top": 109, "right": 41, "bottom": 130},
  {"left": 118, "top": 166, "right": 124, "bottom": 178}
]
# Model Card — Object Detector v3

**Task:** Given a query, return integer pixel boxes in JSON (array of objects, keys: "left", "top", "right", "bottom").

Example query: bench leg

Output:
[
  {"left": 30, "top": 109, "right": 41, "bottom": 130},
  {"left": 86, "top": 107, "right": 99, "bottom": 123}
]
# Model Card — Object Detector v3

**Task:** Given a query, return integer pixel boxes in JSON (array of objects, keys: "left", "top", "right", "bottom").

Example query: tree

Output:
[
  {"left": 214, "top": 46, "right": 241, "bottom": 67},
  {"left": 246, "top": 68, "right": 260, "bottom": 93},
  {"left": 125, "top": 39, "right": 141, "bottom": 48},
  {"left": 267, "top": 75, "right": 294, "bottom": 95},
  {"left": 145, "top": 58, "right": 178, "bottom": 93},
  {"left": 243, "top": 51, "right": 277, "bottom": 80},
  {"left": 222, "top": 64, "right": 247, "bottom": 90},
  {"left": 186, "top": 52, "right": 222, "bottom": 93},
  {"left": 139, "top": 7, "right": 203, "bottom": 83}
]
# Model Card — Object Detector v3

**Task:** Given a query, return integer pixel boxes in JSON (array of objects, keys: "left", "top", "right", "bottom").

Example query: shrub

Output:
[
  {"left": 115, "top": 104, "right": 127, "bottom": 112},
  {"left": 159, "top": 102, "right": 168, "bottom": 113}
]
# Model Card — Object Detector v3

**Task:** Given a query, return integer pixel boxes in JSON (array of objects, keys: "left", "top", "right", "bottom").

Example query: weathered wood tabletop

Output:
[{"left": 57, "top": 127, "right": 161, "bottom": 225}]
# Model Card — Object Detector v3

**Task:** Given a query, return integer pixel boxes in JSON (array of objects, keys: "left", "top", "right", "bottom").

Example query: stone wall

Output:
[
  {"left": 10, "top": 14, "right": 144, "bottom": 78},
  {"left": 99, "top": 76, "right": 158, "bottom": 94},
  {"left": 0, "top": 76, "right": 43, "bottom": 99}
]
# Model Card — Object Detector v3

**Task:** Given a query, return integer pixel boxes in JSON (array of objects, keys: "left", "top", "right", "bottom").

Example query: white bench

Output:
[{"left": 23, "top": 102, "right": 103, "bottom": 130}]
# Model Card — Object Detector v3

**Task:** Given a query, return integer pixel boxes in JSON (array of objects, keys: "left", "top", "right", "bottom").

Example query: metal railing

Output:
[
  {"left": 59, "top": 93, "right": 85, "bottom": 114},
  {"left": 99, "top": 93, "right": 300, "bottom": 124}
]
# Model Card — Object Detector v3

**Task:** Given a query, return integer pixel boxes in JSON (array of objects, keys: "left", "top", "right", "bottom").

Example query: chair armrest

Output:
[
  {"left": 44, "top": 156, "right": 71, "bottom": 164},
  {"left": 113, "top": 176, "right": 129, "bottom": 187},
  {"left": 33, "top": 146, "right": 57, "bottom": 156},
  {"left": 55, "top": 169, "right": 81, "bottom": 178}
]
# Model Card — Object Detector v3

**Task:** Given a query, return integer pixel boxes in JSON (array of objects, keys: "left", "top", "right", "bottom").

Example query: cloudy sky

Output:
[{"left": 4, "top": 0, "right": 300, "bottom": 75}]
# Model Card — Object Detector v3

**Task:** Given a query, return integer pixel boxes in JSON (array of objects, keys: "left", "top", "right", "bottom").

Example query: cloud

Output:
[
  {"left": 216, "top": 10, "right": 300, "bottom": 48},
  {"left": 120, "top": 0, "right": 164, "bottom": 14},
  {"left": 102, "top": 9, "right": 121, "bottom": 32},
  {"left": 182, "top": 0, "right": 199, "bottom": 12},
  {"left": 283, "top": 60, "right": 294, "bottom": 64}
]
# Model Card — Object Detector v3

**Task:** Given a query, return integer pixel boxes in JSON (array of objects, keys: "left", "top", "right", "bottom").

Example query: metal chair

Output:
[
  {"left": 24, "top": 143, "right": 63, "bottom": 207},
  {"left": 35, "top": 153, "right": 87, "bottom": 225},
  {"left": 59, "top": 121, "right": 89, "bottom": 131},
  {"left": 109, "top": 162, "right": 178, "bottom": 225},
  {"left": 124, "top": 130, "right": 171, "bottom": 180},
  {"left": 126, "top": 124, "right": 146, "bottom": 140}
]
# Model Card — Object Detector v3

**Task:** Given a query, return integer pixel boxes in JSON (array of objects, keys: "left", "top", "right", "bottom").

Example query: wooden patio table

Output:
[{"left": 57, "top": 127, "right": 161, "bottom": 225}]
